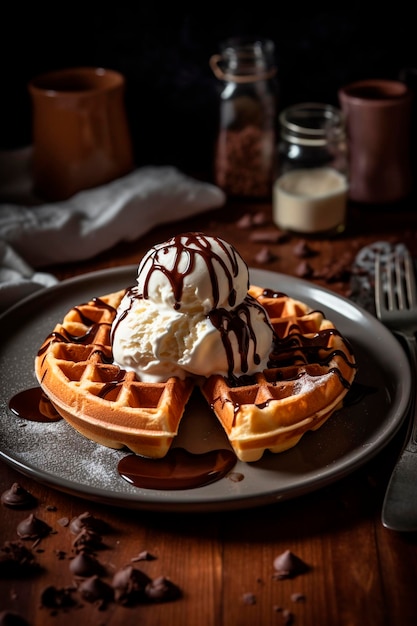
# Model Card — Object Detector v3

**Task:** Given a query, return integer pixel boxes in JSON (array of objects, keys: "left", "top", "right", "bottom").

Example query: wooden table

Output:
[{"left": 1, "top": 196, "right": 417, "bottom": 626}]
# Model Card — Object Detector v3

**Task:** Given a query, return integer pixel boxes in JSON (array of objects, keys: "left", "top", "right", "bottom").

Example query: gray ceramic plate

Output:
[{"left": 0, "top": 266, "right": 411, "bottom": 512}]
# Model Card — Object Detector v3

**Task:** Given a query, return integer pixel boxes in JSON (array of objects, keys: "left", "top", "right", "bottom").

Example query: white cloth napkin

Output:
[{"left": 0, "top": 155, "right": 226, "bottom": 314}]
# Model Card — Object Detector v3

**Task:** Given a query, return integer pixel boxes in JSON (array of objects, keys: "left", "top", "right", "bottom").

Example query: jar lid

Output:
[
  {"left": 210, "top": 38, "right": 277, "bottom": 83},
  {"left": 279, "top": 103, "right": 345, "bottom": 146}
]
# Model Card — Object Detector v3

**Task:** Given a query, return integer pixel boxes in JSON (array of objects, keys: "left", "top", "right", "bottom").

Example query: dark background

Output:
[{"left": 2, "top": 7, "right": 416, "bottom": 177}]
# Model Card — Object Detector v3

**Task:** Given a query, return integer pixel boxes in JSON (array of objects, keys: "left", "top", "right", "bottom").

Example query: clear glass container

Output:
[
  {"left": 210, "top": 38, "right": 277, "bottom": 198},
  {"left": 273, "top": 102, "right": 348, "bottom": 236}
]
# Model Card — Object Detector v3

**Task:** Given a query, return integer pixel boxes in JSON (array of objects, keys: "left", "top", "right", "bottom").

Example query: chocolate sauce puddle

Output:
[
  {"left": 9, "top": 387, "right": 61, "bottom": 422},
  {"left": 118, "top": 448, "right": 237, "bottom": 490}
]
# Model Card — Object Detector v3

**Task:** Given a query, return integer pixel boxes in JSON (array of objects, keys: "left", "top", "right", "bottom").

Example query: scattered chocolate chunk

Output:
[
  {"left": 250, "top": 229, "right": 289, "bottom": 243},
  {"left": 242, "top": 592, "right": 256, "bottom": 605},
  {"left": 0, "top": 540, "right": 40, "bottom": 577},
  {"left": 293, "top": 239, "right": 318, "bottom": 258},
  {"left": 236, "top": 213, "right": 253, "bottom": 229},
  {"left": 131, "top": 550, "right": 157, "bottom": 562},
  {"left": 69, "top": 551, "right": 105, "bottom": 578},
  {"left": 16, "top": 514, "right": 51, "bottom": 540},
  {"left": 295, "top": 261, "right": 314, "bottom": 278},
  {"left": 145, "top": 576, "right": 182, "bottom": 602},
  {"left": 273, "top": 550, "right": 310, "bottom": 579},
  {"left": 72, "top": 528, "right": 103, "bottom": 552},
  {"left": 112, "top": 564, "right": 151, "bottom": 605},
  {"left": 252, "top": 211, "right": 268, "bottom": 225},
  {"left": 40, "top": 585, "right": 77, "bottom": 609},
  {"left": 45, "top": 505, "right": 57, "bottom": 511},
  {"left": 69, "top": 512, "right": 109, "bottom": 535},
  {"left": 0, "top": 611, "right": 30, "bottom": 626},
  {"left": 1, "top": 483, "right": 37, "bottom": 509},
  {"left": 291, "top": 592, "right": 306, "bottom": 603},
  {"left": 78, "top": 575, "right": 113, "bottom": 607},
  {"left": 282, "top": 608, "right": 294, "bottom": 624},
  {"left": 55, "top": 550, "right": 67, "bottom": 560},
  {"left": 254, "top": 246, "right": 277, "bottom": 264}
]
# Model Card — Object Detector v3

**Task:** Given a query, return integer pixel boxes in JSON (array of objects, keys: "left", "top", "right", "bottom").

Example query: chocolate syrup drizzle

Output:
[{"left": 138, "top": 232, "right": 248, "bottom": 310}]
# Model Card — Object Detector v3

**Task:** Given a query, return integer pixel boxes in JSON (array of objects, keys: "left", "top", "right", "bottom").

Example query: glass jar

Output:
[
  {"left": 273, "top": 102, "right": 348, "bottom": 236},
  {"left": 210, "top": 38, "right": 277, "bottom": 198}
]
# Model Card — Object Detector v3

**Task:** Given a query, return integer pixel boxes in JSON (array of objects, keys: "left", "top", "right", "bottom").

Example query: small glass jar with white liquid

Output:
[{"left": 273, "top": 103, "right": 348, "bottom": 236}]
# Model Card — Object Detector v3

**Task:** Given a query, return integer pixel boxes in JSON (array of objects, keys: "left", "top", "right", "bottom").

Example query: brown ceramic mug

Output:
[
  {"left": 28, "top": 67, "right": 134, "bottom": 201},
  {"left": 338, "top": 79, "right": 413, "bottom": 204}
]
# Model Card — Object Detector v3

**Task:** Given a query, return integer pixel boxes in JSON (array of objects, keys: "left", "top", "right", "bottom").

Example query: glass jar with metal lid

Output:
[{"left": 273, "top": 102, "right": 348, "bottom": 236}]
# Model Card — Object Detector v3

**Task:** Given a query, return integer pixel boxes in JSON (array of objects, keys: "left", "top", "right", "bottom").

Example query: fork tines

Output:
[{"left": 375, "top": 246, "right": 417, "bottom": 314}]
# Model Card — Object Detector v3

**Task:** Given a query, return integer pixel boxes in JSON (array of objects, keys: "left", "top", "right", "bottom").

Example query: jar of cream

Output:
[{"left": 273, "top": 102, "right": 348, "bottom": 236}]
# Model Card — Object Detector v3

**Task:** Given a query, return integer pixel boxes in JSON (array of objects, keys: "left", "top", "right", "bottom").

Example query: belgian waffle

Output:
[
  {"left": 35, "top": 285, "right": 356, "bottom": 463},
  {"left": 200, "top": 285, "right": 357, "bottom": 462},
  {"left": 35, "top": 290, "right": 194, "bottom": 458}
]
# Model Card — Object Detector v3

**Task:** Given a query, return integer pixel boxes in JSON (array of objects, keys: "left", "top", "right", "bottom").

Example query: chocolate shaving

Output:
[
  {"left": 40, "top": 585, "right": 77, "bottom": 609},
  {"left": 0, "top": 540, "right": 40, "bottom": 578},
  {"left": 131, "top": 550, "right": 157, "bottom": 562}
]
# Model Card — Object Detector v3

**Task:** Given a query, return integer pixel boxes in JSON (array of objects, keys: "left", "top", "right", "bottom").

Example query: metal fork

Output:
[{"left": 375, "top": 246, "right": 417, "bottom": 531}]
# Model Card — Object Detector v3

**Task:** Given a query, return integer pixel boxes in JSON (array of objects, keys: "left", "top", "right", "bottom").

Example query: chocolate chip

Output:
[
  {"left": 291, "top": 592, "right": 306, "bottom": 603},
  {"left": 69, "top": 512, "right": 109, "bottom": 535},
  {"left": 112, "top": 564, "right": 151, "bottom": 605},
  {"left": 282, "top": 608, "right": 294, "bottom": 624},
  {"left": 254, "top": 246, "right": 277, "bottom": 264},
  {"left": 293, "top": 240, "right": 317, "bottom": 258},
  {"left": 242, "top": 592, "right": 256, "bottom": 605},
  {"left": 236, "top": 213, "right": 253, "bottom": 229},
  {"left": 0, "top": 611, "right": 30, "bottom": 626},
  {"left": 273, "top": 550, "right": 310, "bottom": 579},
  {"left": 295, "top": 261, "right": 314, "bottom": 278},
  {"left": 16, "top": 514, "right": 51, "bottom": 540},
  {"left": 145, "top": 576, "right": 182, "bottom": 602},
  {"left": 72, "top": 528, "right": 103, "bottom": 552},
  {"left": 252, "top": 211, "right": 268, "bottom": 225},
  {"left": 78, "top": 575, "right": 114, "bottom": 607},
  {"left": 69, "top": 552, "right": 105, "bottom": 578},
  {"left": 1, "top": 483, "right": 37, "bottom": 509}
]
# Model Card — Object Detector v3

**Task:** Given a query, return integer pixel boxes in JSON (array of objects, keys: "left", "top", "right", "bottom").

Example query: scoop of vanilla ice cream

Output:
[
  {"left": 111, "top": 233, "right": 274, "bottom": 382},
  {"left": 136, "top": 232, "right": 249, "bottom": 313}
]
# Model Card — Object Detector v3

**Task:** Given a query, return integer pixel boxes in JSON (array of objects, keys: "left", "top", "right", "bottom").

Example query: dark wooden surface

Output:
[{"left": 1, "top": 197, "right": 417, "bottom": 626}]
